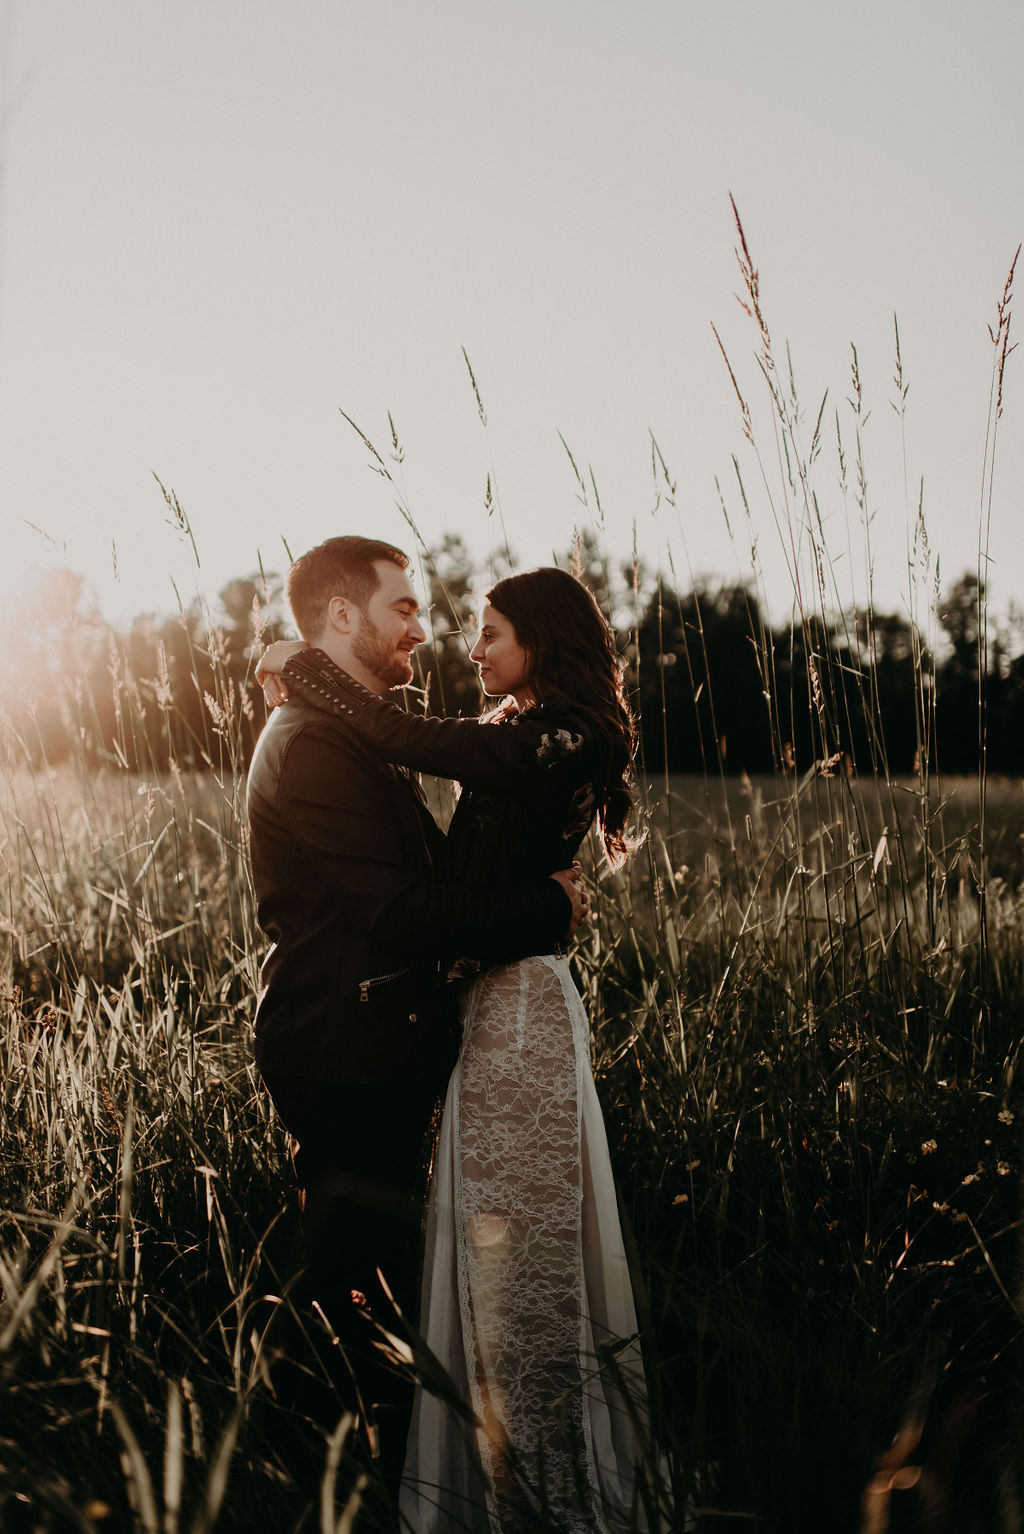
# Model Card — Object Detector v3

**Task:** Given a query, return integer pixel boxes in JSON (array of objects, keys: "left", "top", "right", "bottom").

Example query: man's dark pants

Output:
[{"left": 260, "top": 1069, "right": 444, "bottom": 1490}]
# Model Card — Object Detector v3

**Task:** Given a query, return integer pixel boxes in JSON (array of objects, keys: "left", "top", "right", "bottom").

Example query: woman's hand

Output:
[
  {"left": 549, "top": 861, "right": 588, "bottom": 938},
  {"left": 256, "top": 639, "right": 308, "bottom": 708}
]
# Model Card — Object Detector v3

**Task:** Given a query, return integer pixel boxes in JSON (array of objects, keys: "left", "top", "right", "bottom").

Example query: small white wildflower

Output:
[
  {"left": 921, "top": 1139, "right": 938, "bottom": 1155},
  {"left": 998, "top": 1109, "right": 1015, "bottom": 1125}
]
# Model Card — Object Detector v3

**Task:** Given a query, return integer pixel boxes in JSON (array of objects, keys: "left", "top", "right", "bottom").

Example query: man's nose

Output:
[{"left": 409, "top": 619, "right": 427, "bottom": 644}]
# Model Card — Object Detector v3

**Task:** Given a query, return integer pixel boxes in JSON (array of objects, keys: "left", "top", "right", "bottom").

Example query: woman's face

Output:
[{"left": 470, "top": 600, "right": 532, "bottom": 701}]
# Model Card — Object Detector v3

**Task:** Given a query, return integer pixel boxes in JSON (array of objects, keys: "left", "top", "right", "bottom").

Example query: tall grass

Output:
[{"left": 1, "top": 211, "right": 1022, "bottom": 1532}]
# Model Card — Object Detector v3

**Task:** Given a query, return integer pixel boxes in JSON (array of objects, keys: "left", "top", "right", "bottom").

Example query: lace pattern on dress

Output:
[
  {"left": 401, "top": 954, "right": 650, "bottom": 1534},
  {"left": 452, "top": 957, "right": 609, "bottom": 1530}
]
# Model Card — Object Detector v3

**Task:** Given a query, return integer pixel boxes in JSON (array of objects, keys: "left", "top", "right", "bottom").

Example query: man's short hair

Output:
[{"left": 286, "top": 536, "right": 409, "bottom": 641}]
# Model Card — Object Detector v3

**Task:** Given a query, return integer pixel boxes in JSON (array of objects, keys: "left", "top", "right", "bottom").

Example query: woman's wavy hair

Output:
[{"left": 485, "top": 566, "right": 638, "bottom": 868}]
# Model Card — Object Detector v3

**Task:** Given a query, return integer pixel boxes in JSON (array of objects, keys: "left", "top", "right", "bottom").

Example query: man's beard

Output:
[{"left": 352, "top": 616, "right": 414, "bottom": 689}]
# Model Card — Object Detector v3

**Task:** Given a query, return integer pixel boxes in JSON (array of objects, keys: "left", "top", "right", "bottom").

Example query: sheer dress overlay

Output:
[{"left": 401, "top": 956, "right": 649, "bottom": 1534}]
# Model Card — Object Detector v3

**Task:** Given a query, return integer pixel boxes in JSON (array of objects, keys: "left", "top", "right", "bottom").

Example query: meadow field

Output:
[
  {"left": 1, "top": 745, "right": 1021, "bottom": 1533},
  {"left": 2, "top": 217, "right": 1021, "bottom": 1532}
]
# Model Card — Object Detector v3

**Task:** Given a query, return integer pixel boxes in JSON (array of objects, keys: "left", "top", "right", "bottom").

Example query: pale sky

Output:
[{"left": 1, "top": 0, "right": 1021, "bottom": 630}]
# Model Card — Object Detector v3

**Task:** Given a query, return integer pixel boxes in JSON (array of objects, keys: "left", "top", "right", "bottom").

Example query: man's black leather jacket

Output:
[{"left": 246, "top": 697, "right": 572, "bottom": 1085}]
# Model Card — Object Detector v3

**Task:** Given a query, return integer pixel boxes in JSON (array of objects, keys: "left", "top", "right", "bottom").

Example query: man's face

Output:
[{"left": 350, "top": 560, "right": 427, "bottom": 688}]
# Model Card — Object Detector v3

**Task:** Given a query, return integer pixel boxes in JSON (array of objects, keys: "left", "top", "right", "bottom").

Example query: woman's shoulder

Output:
[{"left": 511, "top": 702, "right": 599, "bottom": 766}]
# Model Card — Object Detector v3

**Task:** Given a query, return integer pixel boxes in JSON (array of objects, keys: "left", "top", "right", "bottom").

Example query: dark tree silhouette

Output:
[
  {"left": 634, "top": 581, "right": 773, "bottom": 775},
  {"left": 2, "top": 554, "right": 1018, "bottom": 779},
  {"left": 936, "top": 574, "right": 984, "bottom": 773}
]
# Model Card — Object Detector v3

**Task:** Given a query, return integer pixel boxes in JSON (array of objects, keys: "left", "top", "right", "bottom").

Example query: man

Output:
[{"left": 246, "top": 535, "right": 583, "bottom": 1484}]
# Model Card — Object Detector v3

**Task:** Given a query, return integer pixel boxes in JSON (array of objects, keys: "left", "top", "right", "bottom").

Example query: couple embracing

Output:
[{"left": 246, "top": 535, "right": 650, "bottom": 1532}]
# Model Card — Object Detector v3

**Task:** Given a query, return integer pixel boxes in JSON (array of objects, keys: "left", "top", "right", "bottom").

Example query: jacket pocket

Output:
[
  {"left": 349, "top": 961, "right": 458, "bottom": 1084},
  {"left": 357, "top": 962, "right": 419, "bottom": 1008}
]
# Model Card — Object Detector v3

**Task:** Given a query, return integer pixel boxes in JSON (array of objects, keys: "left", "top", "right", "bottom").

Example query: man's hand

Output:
[
  {"left": 549, "top": 862, "right": 588, "bottom": 939},
  {"left": 256, "top": 639, "right": 308, "bottom": 708}
]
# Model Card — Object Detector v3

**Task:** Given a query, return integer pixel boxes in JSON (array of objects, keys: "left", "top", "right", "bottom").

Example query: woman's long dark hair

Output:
[{"left": 486, "top": 566, "right": 637, "bottom": 868}]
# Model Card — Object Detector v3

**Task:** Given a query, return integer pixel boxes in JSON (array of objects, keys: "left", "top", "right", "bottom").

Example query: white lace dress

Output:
[{"left": 400, "top": 954, "right": 649, "bottom": 1533}]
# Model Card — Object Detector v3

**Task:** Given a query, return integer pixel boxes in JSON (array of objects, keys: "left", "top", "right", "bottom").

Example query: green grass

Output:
[
  {"left": 1, "top": 759, "right": 1021, "bottom": 1532},
  {"left": 578, "top": 770, "right": 1023, "bottom": 1530},
  {"left": 1, "top": 209, "right": 1022, "bottom": 1532}
]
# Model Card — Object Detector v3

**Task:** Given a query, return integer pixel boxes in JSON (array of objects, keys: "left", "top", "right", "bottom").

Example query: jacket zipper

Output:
[{"left": 358, "top": 963, "right": 417, "bottom": 1003}]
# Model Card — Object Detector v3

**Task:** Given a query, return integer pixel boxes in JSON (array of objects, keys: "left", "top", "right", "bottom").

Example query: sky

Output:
[{"left": 1, "top": 0, "right": 1021, "bottom": 632}]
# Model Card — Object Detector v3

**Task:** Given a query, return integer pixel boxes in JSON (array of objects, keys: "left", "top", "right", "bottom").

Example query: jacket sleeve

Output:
[
  {"left": 282, "top": 648, "right": 591, "bottom": 787},
  {"left": 280, "top": 722, "right": 572, "bottom": 959}
]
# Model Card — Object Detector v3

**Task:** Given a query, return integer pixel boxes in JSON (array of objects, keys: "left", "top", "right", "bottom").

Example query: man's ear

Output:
[{"left": 326, "top": 594, "right": 354, "bottom": 634}]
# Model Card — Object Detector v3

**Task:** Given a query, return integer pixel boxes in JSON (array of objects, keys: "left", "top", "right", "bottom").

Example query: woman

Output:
[{"left": 260, "top": 567, "right": 650, "bottom": 1533}]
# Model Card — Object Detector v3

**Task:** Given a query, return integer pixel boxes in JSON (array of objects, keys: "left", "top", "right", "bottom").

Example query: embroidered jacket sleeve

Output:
[{"left": 282, "top": 648, "right": 595, "bottom": 788}]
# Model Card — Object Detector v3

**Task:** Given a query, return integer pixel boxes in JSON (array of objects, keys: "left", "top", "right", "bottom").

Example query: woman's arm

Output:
[
  {"left": 280, "top": 647, "right": 591, "bottom": 786},
  {"left": 256, "top": 639, "right": 308, "bottom": 707}
]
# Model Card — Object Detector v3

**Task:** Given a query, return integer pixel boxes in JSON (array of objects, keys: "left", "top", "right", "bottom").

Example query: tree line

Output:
[{"left": 3, "top": 532, "right": 1022, "bottom": 778}]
